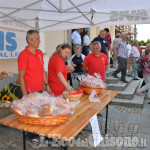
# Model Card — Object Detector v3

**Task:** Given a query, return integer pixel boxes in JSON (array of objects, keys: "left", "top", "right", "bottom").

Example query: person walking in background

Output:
[
  {"left": 104, "top": 28, "right": 112, "bottom": 59},
  {"left": 89, "top": 29, "right": 108, "bottom": 56},
  {"left": 126, "top": 40, "right": 134, "bottom": 73},
  {"left": 136, "top": 44, "right": 150, "bottom": 101},
  {"left": 112, "top": 32, "right": 128, "bottom": 83},
  {"left": 104, "top": 28, "right": 111, "bottom": 51},
  {"left": 82, "top": 31, "right": 90, "bottom": 56},
  {"left": 71, "top": 28, "right": 82, "bottom": 54},
  {"left": 127, "top": 41, "right": 140, "bottom": 80},
  {"left": 112, "top": 33, "right": 120, "bottom": 68}
]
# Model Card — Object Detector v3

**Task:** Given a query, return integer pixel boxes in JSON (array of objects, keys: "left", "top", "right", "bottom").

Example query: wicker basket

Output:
[
  {"left": 0, "top": 107, "right": 13, "bottom": 119},
  {"left": 13, "top": 110, "right": 70, "bottom": 126},
  {"left": 63, "top": 91, "right": 83, "bottom": 101},
  {"left": 0, "top": 106, "right": 10, "bottom": 108},
  {"left": 80, "top": 86, "right": 103, "bottom": 94},
  {"left": 0, "top": 102, "right": 12, "bottom": 108}
]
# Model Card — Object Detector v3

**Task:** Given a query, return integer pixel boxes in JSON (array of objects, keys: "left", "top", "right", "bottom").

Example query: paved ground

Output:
[{"left": 0, "top": 98, "right": 150, "bottom": 150}]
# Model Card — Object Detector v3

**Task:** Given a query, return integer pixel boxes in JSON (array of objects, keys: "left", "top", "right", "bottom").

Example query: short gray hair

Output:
[
  {"left": 121, "top": 32, "right": 127, "bottom": 36},
  {"left": 26, "top": 30, "right": 39, "bottom": 44},
  {"left": 75, "top": 46, "right": 81, "bottom": 51},
  {"left": 92, "top": 41, "right": 101, "bottom": 47},
  {"left": 115, "top": 33, "right": 120, "bottom": 38},
  {"left": 99, "top": 29, "right": 106, "bottom": 34}
]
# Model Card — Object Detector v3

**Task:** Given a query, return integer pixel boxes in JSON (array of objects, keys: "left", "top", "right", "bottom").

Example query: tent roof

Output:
[{"left": 0, "top": 0, "right": 150, "bottom": 31}]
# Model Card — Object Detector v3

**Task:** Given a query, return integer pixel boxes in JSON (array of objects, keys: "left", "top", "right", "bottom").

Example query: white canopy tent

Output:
[{"left": 0, "top": 0, "right": 150, "bottom": 31}]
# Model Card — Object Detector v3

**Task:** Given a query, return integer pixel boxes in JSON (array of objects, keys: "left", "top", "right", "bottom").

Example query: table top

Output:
[{"left": 0, "top": 90, "right": 118, "bottom": 142}]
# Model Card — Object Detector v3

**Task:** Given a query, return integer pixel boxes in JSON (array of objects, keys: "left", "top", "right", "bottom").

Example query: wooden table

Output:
[{"left": 0, "top": 90, "right": 118, "bottom": 150}]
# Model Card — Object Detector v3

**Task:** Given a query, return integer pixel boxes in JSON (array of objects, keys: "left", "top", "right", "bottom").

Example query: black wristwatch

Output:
[{"left": 45, "top": 83, "right": 49, "bottom": 86}]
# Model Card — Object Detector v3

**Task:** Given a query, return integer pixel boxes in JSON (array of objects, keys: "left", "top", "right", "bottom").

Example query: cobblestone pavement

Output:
[
  {"left": 0, "top": 118, "right": 141, "bottom": 150},
  {"left": 108, "top": 105, "right": 143, "bottom": 116}
]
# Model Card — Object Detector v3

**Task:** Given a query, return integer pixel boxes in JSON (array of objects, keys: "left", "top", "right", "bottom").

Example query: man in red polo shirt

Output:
[
  {"left": 18, "top": 30, "right": 51, "bottom": 148},
  {"left": 83, "top": 41, "right": 109, "bottom": 81},
  {"left": 18, "top": 30, "right": 51, "bottom": 95}
]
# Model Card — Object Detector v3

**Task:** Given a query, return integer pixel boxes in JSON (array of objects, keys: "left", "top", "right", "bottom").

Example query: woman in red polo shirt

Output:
[{"left": 48, "top": 43, "right": 73, "bottom": 96}]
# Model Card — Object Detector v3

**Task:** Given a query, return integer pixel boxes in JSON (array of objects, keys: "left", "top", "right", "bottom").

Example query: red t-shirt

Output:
[
  {"left": 48, "top": 54, "right": 67, "bottom": 96},
  {"left": 83, "top": 53, "right": 109, "bottom": 81},
  {"left": 18, "top": 46, "right": 44, "bottom": 93},
  {"left": 105, "top": 34, "right": 111, "bottom": 50}
]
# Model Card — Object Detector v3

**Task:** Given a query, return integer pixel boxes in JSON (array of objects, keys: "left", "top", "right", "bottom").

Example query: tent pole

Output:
[
  {"left": 46, "top": 0, "right": 62, "bottom": 13},
  {"left": 35, "top": 17, "right": 40, "bottom": 31},
  {"left": 59, "top": 0, "right": 62, "bottom": 12},
  {"left": 68, "top": 0, "right": 92, "bottom": 24},
  {"left": 134, "top": 24, "right": 137, "bottom": 40}
]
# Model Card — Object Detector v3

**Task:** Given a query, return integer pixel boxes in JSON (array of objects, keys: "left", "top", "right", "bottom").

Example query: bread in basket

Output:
[
  {"left": 63, "top": 89, "right": 83, "bottom": 101},
  {"left": 79, "top": 73, "right": 105, "bottom": 94},
  {"left": 11, "top": 92, "right": 79, "bottom": 126}
]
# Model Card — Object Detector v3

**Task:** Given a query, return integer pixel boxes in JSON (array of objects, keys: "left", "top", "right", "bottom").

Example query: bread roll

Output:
[{"left": 40, "top": 104, "right": 52, "bottom": 117}]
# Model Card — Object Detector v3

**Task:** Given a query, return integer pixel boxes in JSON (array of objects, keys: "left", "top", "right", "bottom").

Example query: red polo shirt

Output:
[
  {"left": 48, "top": 54, "right": 67, "bottom": 96},
  {"left": 83, "top": 52, "right": 109, "bottom": 81},
  {"left": 18, "top": 46, "right": 44, "bottom": 93}
]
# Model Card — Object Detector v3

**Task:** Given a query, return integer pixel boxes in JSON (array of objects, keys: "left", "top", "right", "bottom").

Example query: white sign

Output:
[
  {"left": 89, "top": 90, "right": 101, "bottom": 102},
  {"left": 90, "top": 114, "right": 103, "bottom": 147},
  {"left": 0, "top": 29, "right": 26, "bottom": 59}
]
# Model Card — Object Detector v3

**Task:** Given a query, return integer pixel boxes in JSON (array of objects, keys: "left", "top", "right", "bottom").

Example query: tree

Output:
[
  {"left": 145, "top": 39, "right": 150, "bottom": 45},
  {"left": 139, "top": 40, "right": 146, "bottom": 46},
  {"left": 139, "top": 39, "right": 150, "bottom": 46}
]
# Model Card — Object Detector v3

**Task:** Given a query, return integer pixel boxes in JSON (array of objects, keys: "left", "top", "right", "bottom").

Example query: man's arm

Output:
[
  {"left": 82, "top": 66, "right": 87, "bottom": 73},
  {"left": 19, "top": 70, "right": 27, "bottom": 96},
  {"left": 113, "top": 48, "right": 117, "bottom": 60},
  {"left": 106, "top": 48, "right": 109, "bottom": 57},
  {"left": 72, "top": 39, "right": 76, "bottom": 47},
  {"left": 126, "top": 49, "right": 129, "bottom": 57},
  {"left": 43, "top": 70, "right": 51, "bottom": 94},
  {"left": 105, "top": 65, "right": 108, "bottom": 70},
  {"left": 89, "top": 42, "right": 93, "bottom": 51},
  {"left": 113, "top": 39, "right": 120, "bottom": 60}
]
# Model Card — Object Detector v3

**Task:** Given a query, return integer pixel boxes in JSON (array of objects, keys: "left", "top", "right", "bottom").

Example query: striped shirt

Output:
[{"left": 114, "top": 38, "right": 127, "bottom": 59}]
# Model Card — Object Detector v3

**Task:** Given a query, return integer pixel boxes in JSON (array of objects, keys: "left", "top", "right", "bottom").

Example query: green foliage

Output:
[
  {"left": 0, "top": 85, "right": 18, "bottom": 103},
  {"left": 139, "top": 39, "right": 150, "bottom": 46}
]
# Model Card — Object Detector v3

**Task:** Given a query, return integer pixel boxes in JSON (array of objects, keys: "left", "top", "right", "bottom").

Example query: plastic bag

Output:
[
  {"left": 79, "top": 73, "right": 106, "bottom": 88},
  {"left": 11, "top": 91, "right": 80, "bottom": 117}
]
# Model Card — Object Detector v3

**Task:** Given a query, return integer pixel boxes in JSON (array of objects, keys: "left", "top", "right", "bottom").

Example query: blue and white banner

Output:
[{"left": 0, "top": 29, "right": 26, "bottom": 59}]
